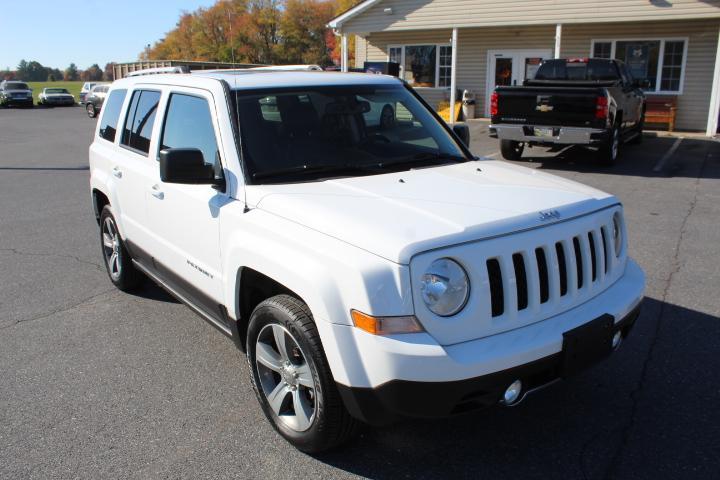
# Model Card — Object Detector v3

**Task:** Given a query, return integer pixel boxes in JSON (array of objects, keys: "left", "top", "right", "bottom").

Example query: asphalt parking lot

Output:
[{"left": 1, "top": 105, "right": 719, "bottom": 479}]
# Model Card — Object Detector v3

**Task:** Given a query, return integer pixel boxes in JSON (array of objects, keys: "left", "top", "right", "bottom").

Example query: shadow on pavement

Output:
[
  {"left": 499, "top": 135, "right": 719, "bottom": 180},
  {"left": 131, "top": 280, "right": 180, "bottom": 304},
  {"left": 316, "top": 296, "right": 720, "bottom": 479}
]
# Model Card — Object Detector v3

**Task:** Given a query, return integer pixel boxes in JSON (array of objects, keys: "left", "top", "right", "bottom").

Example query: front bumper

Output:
[
  {"left": 43, "top": 97, "right": 75, "bottom": 105},
  {"left": 489, "top": 124, "right": 609, "bottom": 145},
  {"left": 327, "top": 259, "right": 644, "bottom": 425},
  {"left": 339, "top": 304, "right": 640, "bottom": 425},
  {"left": 2, "top": 97, "right": 33, "bottom": 106}
]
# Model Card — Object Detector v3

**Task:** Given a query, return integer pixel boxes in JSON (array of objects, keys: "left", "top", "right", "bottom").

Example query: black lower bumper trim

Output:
[{"left": 338, "top": 303, "right": 641, "bottom": 425}]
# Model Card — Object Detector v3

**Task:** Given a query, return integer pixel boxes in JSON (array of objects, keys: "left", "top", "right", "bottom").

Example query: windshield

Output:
[
  {"left": 533, "top": 59, "right": 620, "bottom": 82},
  {"left": 233, "top": 84, "right": 468, "bottom": 184},
  {"left": 5, "top": 82, "right": 29, "bottom": 90},
  {"left": 46, "top": 88, "right": 69, "bottom": 94}
]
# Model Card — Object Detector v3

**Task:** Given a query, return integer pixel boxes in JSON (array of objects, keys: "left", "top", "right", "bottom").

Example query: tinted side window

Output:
[
  {"left": 160, "top": 93, "right": 219, "bottom": 167},
  {"left": 121, "top": 90, "right": 161, "bottom": 155},
  {"left": 98, "top": 89, "right": 127, "bottom": 142}
]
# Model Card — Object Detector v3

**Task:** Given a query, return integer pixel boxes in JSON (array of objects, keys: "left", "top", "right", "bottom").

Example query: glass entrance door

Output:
[{"left": 486, "top": 49, "right": 553, "bottom": 116}]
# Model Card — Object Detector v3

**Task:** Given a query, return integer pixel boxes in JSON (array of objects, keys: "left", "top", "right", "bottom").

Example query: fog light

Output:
[
  {"left": 502, "top": 380, "right": 523, "bottom": 405},
  {"left": 612, "top": 331, "right": 623, "bottom": 350}
]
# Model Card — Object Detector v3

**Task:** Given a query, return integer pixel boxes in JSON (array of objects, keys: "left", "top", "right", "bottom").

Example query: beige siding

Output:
[
  {"left": 363, "top": 19, "right": 719, "bottom": 130},
  {"left": 342, "top": 0, "right": 720, "bottom": 33},
  {"left": 562, "top": 19, "right": 719, "bottom": 130}
]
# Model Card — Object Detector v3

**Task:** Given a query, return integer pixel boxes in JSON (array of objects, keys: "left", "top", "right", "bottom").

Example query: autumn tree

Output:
[
  {"left": 280, "top": 0, "right": 335, "bottom": 65},
  {"left": 141, "top": 0, "right": 361, "bottom": 66},
  {"left": 103, "top": 63, "right": 115, "bottom": 81},
  {"left": 64, "top": 63, "right": 79, "bottom": 81}
]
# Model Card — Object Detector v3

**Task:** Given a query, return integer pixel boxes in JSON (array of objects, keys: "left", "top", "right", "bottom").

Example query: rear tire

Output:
[
  {"left": 99, "top": 206, "right": 142, "bottom": 291},
  {"left": 247, "top": 294, "right": 360, "bottom": 453},
  {"left": 500, "top": 139, "right": 524, "bottom": 160},
  {"left": 599, "top": 123, "right": 620, "bottom": 166},
  {"left": 86, "top": 102, "right": 97, "bottom": 118}
]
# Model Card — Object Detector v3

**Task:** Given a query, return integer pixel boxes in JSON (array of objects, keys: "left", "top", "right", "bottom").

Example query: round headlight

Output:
[
  {"left": 420, "top": 258, "right": 470, "bottom": 316},
  {"left": 612, "top": 212, "right": 623, "bottom": 257}
]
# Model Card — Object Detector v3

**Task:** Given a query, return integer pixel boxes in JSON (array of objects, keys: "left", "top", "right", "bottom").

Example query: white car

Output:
[
  {"left": 89, "top": 69, "right": 644, "bottom": 452},
  {"left": 38, "top": 87, "right": 75, "bottom": 106}
]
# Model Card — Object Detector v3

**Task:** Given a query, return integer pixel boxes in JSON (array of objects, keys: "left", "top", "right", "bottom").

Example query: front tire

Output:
[
  {"left": 86, "top": 102, "right": 97, "bottom": 118},
  {"left": 500, "top": 139, "right": 524, "bottom": 160},
  {"left": 247, "top": 295, "right": 359, "bottom": 453},
  {"left": 99, "top": 206, "right": 142, "bottom": 291}
]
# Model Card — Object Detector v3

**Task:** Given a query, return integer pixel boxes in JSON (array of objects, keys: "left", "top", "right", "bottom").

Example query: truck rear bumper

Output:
[{"left": 489, "top": 124, "right": 609, "bottom": 145}]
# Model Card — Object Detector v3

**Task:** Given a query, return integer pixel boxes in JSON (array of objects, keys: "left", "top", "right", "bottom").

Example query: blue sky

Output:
[{"left": 0, "top": 0, "right": 217, "bottom": 71}]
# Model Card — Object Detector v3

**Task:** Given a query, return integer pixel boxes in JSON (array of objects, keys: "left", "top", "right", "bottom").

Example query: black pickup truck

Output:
[{"left": 489, "top": 58, "right": 647, "bottom": 165}]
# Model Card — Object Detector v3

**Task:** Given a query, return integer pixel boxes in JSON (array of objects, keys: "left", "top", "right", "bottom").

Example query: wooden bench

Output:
[{"left": 645, "top": 96, "right": 677, "bottom": 132}]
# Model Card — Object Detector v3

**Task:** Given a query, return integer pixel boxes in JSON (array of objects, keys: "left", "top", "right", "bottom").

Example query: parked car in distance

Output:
[
  {"left": 84, "top": 84, "right": 110, "bottom": 118},
  {"left": 79, "top": 81, "right": 99, "bottom": 104},
  {"left": 489, "top": 58, "right": 647, "bottom": 165},
  {"left": 38, "top": 87, "right": 75, "bottom": 106},
  {"left": 0, "top": 80, "right": 34, "bottom": 107},
  {"left": 90, "top": 69, "right": 645, "bottom": 453}
]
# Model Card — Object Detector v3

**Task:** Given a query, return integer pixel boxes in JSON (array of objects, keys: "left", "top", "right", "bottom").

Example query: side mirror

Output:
[
  {"left": 452, "top": 123, "right": 470, "bottom": 147},
  {"left": 159, "top": 148, "right": 224, "bottom": 189}
]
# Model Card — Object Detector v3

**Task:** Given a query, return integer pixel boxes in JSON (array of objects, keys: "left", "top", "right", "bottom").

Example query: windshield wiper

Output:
[
  {"left": 253, "top": 163, "right": 380, "bottom": 180},
  {"left": 373, "top": 152, "right": 467, "bottom": 170}
]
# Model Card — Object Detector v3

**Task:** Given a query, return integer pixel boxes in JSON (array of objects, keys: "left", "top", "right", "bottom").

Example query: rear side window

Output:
[
  {"left": 121, "top": 90, "right": 161, "bottom": 155},
  {"left": 160, "top": 93, "right": 220, "bottom": 167},
  {"left": 534, "top": 59, "right": 620, "bottom": 81},
  {"left": 98, "top": 89, "right": 127, "bottom": 142}
]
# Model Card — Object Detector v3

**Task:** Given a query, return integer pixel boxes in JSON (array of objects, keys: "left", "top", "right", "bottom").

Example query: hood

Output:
[
  {"left": 248, "top": 160, "right": 617, "bottom": 264},
  {"left": 44, "top": 93, "right": 72, "bottom": 97},
  {"left": 4, "top": 89, "right": 31, "bottom": 94}
]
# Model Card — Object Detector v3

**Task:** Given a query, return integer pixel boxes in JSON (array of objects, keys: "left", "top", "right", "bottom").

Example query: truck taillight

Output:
[
  {"left": 490, "top": 92, "right": 498, "bottom": 116},
  {"left": 595, "top": 96, "right": 608, "bottom": 120}
]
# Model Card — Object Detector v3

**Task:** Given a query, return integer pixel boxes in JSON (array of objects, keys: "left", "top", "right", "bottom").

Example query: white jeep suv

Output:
[{"left": 89, "top": 70, "right": 644, "bottom": 452}]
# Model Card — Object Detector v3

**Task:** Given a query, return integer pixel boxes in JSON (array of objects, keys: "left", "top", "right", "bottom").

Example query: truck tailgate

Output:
[{"left": 495, "top": 86, "right": 604, "bottom": 128}]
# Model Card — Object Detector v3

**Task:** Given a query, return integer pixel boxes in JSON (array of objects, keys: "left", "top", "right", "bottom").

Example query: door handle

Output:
[
  {"left": 150, "top": 184, "right": 164, "bottom": 200},
  {"left": 112, "top": 166, "right": 122, "bottom": 179}
]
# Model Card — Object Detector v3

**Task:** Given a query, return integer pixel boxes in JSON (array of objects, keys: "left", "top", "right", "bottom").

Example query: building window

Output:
[
  {"left": 661, "top": 40, "right": 684, "bottom": 92},
  {"left": 593, "top": 42, "right": 612, "bottom": 59},
  {"left": 438, "top": 46, "right": 452, "bottom": 87},
  {"left": 591, "top": 38, "right": 687, "bottom": 93},
  {"left": 387, "top": 44, "right": 452, "bottom": 88}
]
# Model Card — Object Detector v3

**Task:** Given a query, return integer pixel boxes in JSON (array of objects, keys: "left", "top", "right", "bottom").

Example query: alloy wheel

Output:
[
  {"left": 102, "top": 217, "right": 121, "bottom": 280},
  {"left": 255, "top": 323, "right": 316, "bottom": 432}
]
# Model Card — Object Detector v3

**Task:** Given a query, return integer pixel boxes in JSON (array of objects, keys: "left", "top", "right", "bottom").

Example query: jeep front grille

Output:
[{"left": 486, "top": 225, "right": 615, "bottom": 318}]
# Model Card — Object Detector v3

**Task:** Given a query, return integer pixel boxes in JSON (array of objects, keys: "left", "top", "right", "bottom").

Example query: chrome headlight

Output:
[
  {"left": 612, "top": 212, "right": 623, "bottom": 257},
  {"left": 420, "top": 258, "right": 470, "bottom": 316}
]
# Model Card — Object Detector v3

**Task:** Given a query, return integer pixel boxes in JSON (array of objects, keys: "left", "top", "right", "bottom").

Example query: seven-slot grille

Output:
[{"left": 485, "top": 224, "right": 615, "bottom": 319}]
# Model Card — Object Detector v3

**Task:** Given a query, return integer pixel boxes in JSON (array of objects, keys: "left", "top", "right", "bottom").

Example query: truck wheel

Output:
[
  {"left": 86, "top": 103, "right": 97, "bottom": 118},
  {"left": 247, "top": 294, "right": 359, "bottom": 453},
  {"left": 500, "top": 140, "right": 524, "bottom": 160},
  {"left": 99, "top": 206, "right": 142, "bottom": 291},
  {"left": 599, "top": 124, "right": 620, "bottom": 166}
]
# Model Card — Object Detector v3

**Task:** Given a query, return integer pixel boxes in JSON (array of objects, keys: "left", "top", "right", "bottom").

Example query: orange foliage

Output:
[{"left": 142, "top": 0, "right": 363, "bottom": 66}]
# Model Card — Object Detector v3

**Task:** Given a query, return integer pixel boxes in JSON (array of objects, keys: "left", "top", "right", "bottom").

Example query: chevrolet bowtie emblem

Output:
[{"left": 536, "top": 104, "right": 554, "bottom": 112}]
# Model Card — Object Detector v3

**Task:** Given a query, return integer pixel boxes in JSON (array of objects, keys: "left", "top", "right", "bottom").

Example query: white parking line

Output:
[
  {"left": 482, "top": 151, "right": 500, "bottom": 158},
  {"left": 653, "top": 137, "right": 683, "bottom": 172}
]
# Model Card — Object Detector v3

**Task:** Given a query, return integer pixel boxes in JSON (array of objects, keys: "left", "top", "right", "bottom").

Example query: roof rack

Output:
[
  {"left": 126, "top": 66, "right": 189, "bottom": 77},
  {"left": 250, "top": 64, "right": 323, "bottom": 72}
]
